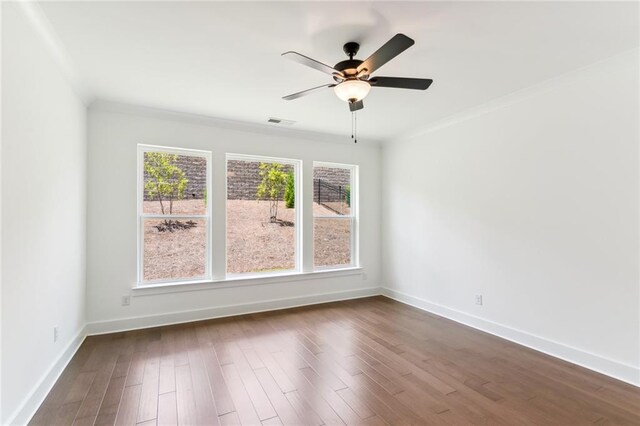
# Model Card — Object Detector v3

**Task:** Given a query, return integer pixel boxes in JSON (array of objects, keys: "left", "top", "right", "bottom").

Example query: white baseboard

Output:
[
  {"left": 6, "top": 326, "right": 87, "bottom": 426},
  {"left": 87, "top": 286, "right": 381, "bottom": 335},
  {"left": 12, "top": 285, "right": 637, "bottom": 426},
  {"left": 381, "top": 287, "right": 639, "bottom": 387},
  {"left": 10, "top": 287, "right": 380, "bottom": 425}
]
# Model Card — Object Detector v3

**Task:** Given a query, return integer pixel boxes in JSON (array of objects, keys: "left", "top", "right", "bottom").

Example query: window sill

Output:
[{"left": 131, "top": 267, "right": 363, "bottom": 297}]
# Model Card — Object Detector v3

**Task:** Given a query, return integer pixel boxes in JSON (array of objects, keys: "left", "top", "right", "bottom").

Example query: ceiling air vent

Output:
[{"left": 268, "top": 117, "right": 296, "bottom": 125}]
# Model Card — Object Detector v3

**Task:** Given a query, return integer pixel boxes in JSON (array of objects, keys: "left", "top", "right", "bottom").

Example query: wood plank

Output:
[
  {"left": 125, "top": 350, "right": 146, "bottom": 387},
  {"left": 72, "top": 415, "right": 97, "bottom": 426},
  {"left": 283, "top": 391, "right": 324, "bottom": 426},
  {"left": 271, "top": 352, "right": 345, "bottom": 426},
  {"left": 201, "top": 346, "right": 236, "bottom": 416},
  {"left": 218, "top": 411, "right": 241, "bottom": 426},
  {"left": 75, "top": 348, "right": 120, "bottom": 420},
  {"left": 254, "top": 348, "right": 296, "bottom": 393},
  {"left": 94, "top": 375, "right": 127, "bottom": 426},
  {"left": 112, "top": 353, "right": 133, "bottom": 379},
  {"left": 336, "top": 387, "right": 376, "bottom": 420},
  {"left": 227, "top": 343, "right": 277, "bottom": 421},
  {"left": 157, "top": 392, "right": 177, "bottom": 426},
  {"left": 158, "top": 329, "right": 176, "bottom": 395},
  {"left": 186, "top": 337, "right": 220, "bottom": 425},
  {"left": 29, "top": 298, "right": 640, "bottom": 426},
  {"left": 64, "top": 371, "right": 96, "bottom": 404},
  {"left": 114, "top": 384, "right": 142, "bottom": 425},
  {"left": 261, "top": 416, "right": 283, "bottom": 425},
  {"left": 32, "top": 342, "right": 96, "bottom": 424},
  {"left": 52, "top": 401, "right": 83, "bottom": 425},
  {"left": 220, "top": 363, "right": 262, "bottom": 425},
  {"left": 298, "top": 367, "right": 361, "bottom": 424},
  {"left": 137, "top": 347, "right": 160, "bottom": 423},
  {"left": 253, "top": 367, "right": 303, "bottom": 425},
  {"left": 174, "top": 364, "right": 198, "bottom": 426}
]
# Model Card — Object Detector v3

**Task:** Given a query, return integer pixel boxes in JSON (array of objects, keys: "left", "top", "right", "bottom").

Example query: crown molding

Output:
[
  {"left": 388, "top": 47, "right": 639, "bottom": 145},
  {"left": 90, "top": 99, "right": 383, "bottom": 147},
  {"left": 17, "top": 0, "right": 92, "bottom": 105}
]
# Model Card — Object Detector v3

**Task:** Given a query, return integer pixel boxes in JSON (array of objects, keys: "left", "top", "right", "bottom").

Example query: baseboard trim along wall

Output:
[
  {"left": 12, "top": 285, "right": 638, "bottom": 425},
  {"left": 7, "top": 326, "right": 87, "bottom": 426},
  {"left": 13, "top": 287, "right": 379, "bottom": 425},
  {"left": 381, "top": 287, "right": 640, "bottom": 387},
  {"left": 86, "top": 286, "right": 381, "bottom": 335}
]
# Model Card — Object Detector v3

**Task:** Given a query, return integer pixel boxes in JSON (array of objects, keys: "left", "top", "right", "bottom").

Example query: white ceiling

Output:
[{"left": 39, "top": 1, "right": 639, "bottom": 143}]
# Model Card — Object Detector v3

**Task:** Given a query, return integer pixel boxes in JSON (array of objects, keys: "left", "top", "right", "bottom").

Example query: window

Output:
[
  {"left": 226, "top": 154, "right": 301, "bottom": 275},
  {"left": 136, "top": 148, "right": 357, "bottom": 288},
  {"left": 313, "top": 162, "right": 357, "bottom": 269},
  {"left": 138, "top": 145, "right": 211, "bottom": 284}
]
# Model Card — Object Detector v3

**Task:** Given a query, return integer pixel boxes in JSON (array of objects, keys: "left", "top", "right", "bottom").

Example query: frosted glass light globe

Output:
[{"left": 333, "top": 80, "right": 371, "bottom": 102}]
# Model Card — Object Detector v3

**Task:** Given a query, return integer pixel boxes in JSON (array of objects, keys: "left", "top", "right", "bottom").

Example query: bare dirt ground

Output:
[
  {"left": 315, "top": 201, "right": 350, "bottom": 216},
  {"left": 143, "top": 218, "right": 207, "bottom": 281},
  {"left": 313, "top": 216, "right": 351, "bottom": 268},
  {"left": 143, "top": 199, "right": 351, "bottom": 281},
  {"left": 227, "top": 201, "right": 296, "bottom": 274},
  {"left": 227, "top": 200, "right": 350, "bottom": 273},
  {"left": 143, "top": 199, "right": 206, "bottom": 215}
]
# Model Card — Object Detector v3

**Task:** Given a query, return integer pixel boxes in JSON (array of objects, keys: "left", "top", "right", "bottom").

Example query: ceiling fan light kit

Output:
[
  {"left": 333, "top": 79, "right": 371, "bottom": 103},
  {"left": 282, "top": 33, "right": 432, "bottom": 108},
  {"left": 282, "top": 33, "right": 433, "bottom": 141}
]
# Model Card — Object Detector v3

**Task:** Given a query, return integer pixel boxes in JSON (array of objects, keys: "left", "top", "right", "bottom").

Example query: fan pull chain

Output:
[
  {"left": 354, "top": 111, "right": 358, "bottom": 143},
  {"left": 351, "top": 112, "right": 354, "bottom": 140},
  {"left": 349, "top": 111, "right": 358, "bottom": 144}
]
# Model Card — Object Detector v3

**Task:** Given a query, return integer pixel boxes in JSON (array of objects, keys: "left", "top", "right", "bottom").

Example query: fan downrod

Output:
[{"left": 343, "top": 42, "right": 360, "bottom": 59}]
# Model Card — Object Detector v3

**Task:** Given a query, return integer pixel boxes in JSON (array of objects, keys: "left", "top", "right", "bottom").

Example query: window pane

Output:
[
  {"left": 143, "top": 152, "right": 207, "bottom": 215},
  {"left": 314, "top": 218, "right": 351, "bottom": 267},
  {"left": 143, "top": 218, "right": 207, "bottom": 281},
  {"left": 313, "top": 166, "right": 351, "bottom": 216},
  {"left": 227, "top": 159, "right": 296, "bottom": 274}
]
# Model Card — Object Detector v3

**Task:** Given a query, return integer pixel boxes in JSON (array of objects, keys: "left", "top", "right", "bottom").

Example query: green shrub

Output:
[
  {"left": 257, "top": 162, "right": 289, "bottom": 222},
  {"left": 284, "top": 173, "right": 295, "bottom": 208},
  {"left": 144, "top": 152, "right": 188, "bottom": 215},
  {"left": 345, "top": 185, "right": 351, "bottom": 207}
]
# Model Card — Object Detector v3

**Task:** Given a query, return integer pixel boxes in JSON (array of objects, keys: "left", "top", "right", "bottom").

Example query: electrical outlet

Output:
[
  {"left": 362, "top": 273, "right": 368, "bottom": 281},
  {"left": 121, "top": 295, "right": 131, "bottom": 306},
  {"left": 53, "top": 326, "right": 59, "bottom": 343},
  {"left": 475, "top": 295, "right": 483, "bottom": 306}
]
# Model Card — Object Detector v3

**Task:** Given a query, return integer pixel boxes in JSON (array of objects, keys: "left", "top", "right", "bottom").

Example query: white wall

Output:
[
  {"left": 86, "top": 104, "right": 381, "bottom": 332},
  {"left": 382, "top": 50, "right": 640, "bottom": 385},
  {"left": 1, "top": 2, "right": 87, "bottom": 424}
]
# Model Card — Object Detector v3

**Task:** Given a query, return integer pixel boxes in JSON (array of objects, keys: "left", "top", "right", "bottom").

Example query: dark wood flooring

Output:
[{"left": 30, "top": 296, "right": 640, "bottom": 425}]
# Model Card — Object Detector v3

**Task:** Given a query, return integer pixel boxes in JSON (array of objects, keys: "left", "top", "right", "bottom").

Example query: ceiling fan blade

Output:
[
  {"left": 349, "top": 100, "right": 364, "bottom": 112},
  {"left": 357, "top": 34, "right": 415, "bottom": 75},
  {"left": 282, "top": 84, "right": 335, "bottom": 101},
  {"left": 282, "top": 51, "right": 341, "bottom": 76},
  {"left": 369, "top": 77, "right": 433, "bottom": 90}
]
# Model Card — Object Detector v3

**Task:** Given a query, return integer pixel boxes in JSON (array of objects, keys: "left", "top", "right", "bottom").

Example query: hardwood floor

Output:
[{"left": 30, "top": 296, "right": 640, "bottom": 425}]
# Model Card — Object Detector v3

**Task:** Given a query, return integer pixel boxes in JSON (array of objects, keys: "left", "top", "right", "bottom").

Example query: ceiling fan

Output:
[{"left": 282, "top": 34, "right": 433, "bottom": 112}]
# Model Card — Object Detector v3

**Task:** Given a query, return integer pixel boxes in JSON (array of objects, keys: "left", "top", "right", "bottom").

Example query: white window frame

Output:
[
  {"left": 137, "top": 144, "right": 212, "bottom": 286},
  {"left": 225, "top": 153, "right": 303, "bottom": 278},
  {"left": 313, "top": 162, "right": 359, "bottom": 271}
]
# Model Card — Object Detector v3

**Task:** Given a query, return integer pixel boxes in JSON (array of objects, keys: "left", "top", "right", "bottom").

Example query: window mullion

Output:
[
  {"left": 211, "top": 153, "right": 227, "bottom": 281},
  {"left": 302, "top": 160, "right": 314, "bottom": 273},
  {"left": 141, "top": 214, "right": 207, "bottom": 219}
]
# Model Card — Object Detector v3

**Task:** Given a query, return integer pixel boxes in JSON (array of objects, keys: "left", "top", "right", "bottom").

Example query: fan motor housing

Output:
[{"left": 333, "top": 59, "right": 365, "bottom": 81}]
